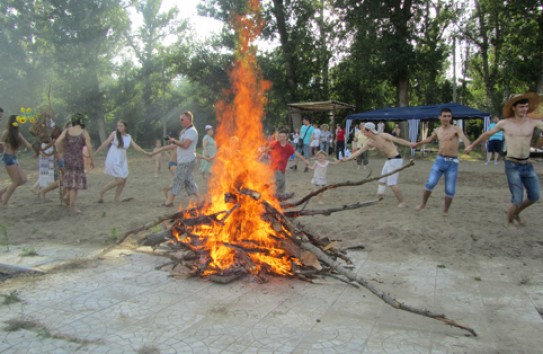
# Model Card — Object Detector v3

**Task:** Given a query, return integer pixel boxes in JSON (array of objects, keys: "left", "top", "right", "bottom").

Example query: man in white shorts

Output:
[{"left": 343, "top": 122, "right": 412, "bottom": 207}]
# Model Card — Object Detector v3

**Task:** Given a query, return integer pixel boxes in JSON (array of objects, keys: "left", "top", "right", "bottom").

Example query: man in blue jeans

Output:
[
  {"left": 412, "top": 108, "right": 471, "bottom": 214},
  {"left": 466, "top": 92, "right": 543, "bottom": 226}
]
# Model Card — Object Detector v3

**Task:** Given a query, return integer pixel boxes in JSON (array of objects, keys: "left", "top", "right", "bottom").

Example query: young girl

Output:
[
  {"left": 55, "top": 114, "right": 94, "bottom": 213},
  {"left": 306, "top": 150, "right": 340, "bottom": 205},
  {"left": 0, "top": 115, "right": 35, "bottom": 206},
  {"left": 152, "top": 139, "right": 163, "bottom": 177},
  {"left": 95, "top": 120, "right": 150, "bottom": 203},
  {"left": 39, "top": 126, "right": 65, "bottom": 202},
  {"left": 31, "top": 133, "right": 55, "bottom": 193}
]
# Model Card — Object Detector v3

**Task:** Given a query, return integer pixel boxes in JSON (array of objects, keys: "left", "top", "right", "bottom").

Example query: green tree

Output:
[
  {"left": 125, "top": 0, "right": 191, "bottom": 137},
  {"left": 0, "top": 0, "right": 54, "bottom": 113},
  {"left": 47, "top": 0, "right": 129, "bottom": 142}
]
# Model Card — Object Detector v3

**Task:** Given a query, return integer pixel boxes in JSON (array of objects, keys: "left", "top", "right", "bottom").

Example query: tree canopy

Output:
[{"left": 1, "top": 0, "right": 541, "bottom": 145}]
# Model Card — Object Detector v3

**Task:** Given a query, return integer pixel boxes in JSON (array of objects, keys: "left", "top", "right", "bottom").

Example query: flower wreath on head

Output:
[
  {"left": 11, "top": 107, "right": 34, "bottom": 127},
  {"left": 28, "top": 109, "right": 54, "bottom": 140}
]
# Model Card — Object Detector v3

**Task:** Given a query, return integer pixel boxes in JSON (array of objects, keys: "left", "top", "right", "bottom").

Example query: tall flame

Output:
[{"left": 174, "top": 0, "right": 294, "bottom": 277}]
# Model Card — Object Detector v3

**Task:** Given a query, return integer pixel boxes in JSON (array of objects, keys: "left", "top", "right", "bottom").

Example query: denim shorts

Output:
[
  {"left": 424, "top": 155, "right": 459, "bottom": 198},
  {"left": 2, "top": 153, "right": 19, "bottom": 166},
  {"left": 504, "top": 160, "right": 540, "bottom": 205}
]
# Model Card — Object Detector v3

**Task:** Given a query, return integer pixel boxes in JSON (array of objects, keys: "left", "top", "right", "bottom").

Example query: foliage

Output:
[{"left": 0, "top": 0, "right": 541, "bottom": 144}]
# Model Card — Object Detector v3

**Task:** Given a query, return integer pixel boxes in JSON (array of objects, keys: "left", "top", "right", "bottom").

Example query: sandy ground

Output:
[{"left": 1, "top": 150, "right": 543, "bottom": 276}]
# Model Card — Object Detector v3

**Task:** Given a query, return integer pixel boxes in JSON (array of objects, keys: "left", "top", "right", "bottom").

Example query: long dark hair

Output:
[
  {"left": 116, "top": 120, "right": 127, "bottom": 148},
  {"left": 5, "top": 115, "right": 21, "bottom": 149}
]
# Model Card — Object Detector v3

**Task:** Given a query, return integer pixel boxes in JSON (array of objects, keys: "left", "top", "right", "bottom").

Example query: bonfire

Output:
[{"left": 123, "top": 0, "right": 476, "bottom": 337}]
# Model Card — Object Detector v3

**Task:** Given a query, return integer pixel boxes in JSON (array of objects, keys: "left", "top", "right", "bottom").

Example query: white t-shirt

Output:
[
  {"left": 177, "top": 126, "right": 198, "bottom": 164},
  {"left": 310, "top": 128, "right": 321, "bottom": 147}
]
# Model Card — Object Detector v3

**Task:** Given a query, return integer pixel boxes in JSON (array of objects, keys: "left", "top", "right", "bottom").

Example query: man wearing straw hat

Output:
[{"left": 466, "top": 92, "right": 543, "bottom": 226}]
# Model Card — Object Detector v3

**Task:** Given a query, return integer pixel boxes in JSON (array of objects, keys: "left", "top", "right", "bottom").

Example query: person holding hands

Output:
[
  {"left": 343, "top": 122, "right": 412, "bottom": 207},
  {"left": 465, "top": 93, "right": 542, "bottom": 226}
]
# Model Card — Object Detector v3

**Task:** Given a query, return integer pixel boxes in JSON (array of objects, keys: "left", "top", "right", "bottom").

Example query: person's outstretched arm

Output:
[
  {"left": 465, "top": 124, "right": 502, "bottom": 153},
  {"left": 95, "top": 132, "right": 115, "bottom": 154}
]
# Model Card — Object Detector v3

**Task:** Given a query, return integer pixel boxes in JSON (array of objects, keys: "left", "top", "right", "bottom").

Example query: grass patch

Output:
[
  {"left": 0, "top": 224, "right": 9, "bottom": 251},
  {"left": 48, "top": 258, "right": 99, "bottom": 273},
  {"left": 437, "top": 264, "right": 446, "bottom": 269},
  {"left": 4, "top": 317, "right": 101, "bottom": 346},
  {"left": 473, "top": 276, "right": 482, "bottom": 281},
  {"left": 19, "top": 247, "right": 39, "bottom": 257},
  {"left": 1, "top": 290, "right": 22, "bottom": 305},
  {"left": 106, "top": 227, "right": 120, "bottom": 243}
]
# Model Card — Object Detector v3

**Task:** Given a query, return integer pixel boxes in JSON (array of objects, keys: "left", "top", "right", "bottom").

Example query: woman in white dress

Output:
[{"left": 95, "top": 120, "right": 150, "bottom": 203}]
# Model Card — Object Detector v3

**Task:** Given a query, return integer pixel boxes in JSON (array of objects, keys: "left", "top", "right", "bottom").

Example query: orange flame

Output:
[{"left": 176, "top": 0, "right": 294, "bottom": 277}]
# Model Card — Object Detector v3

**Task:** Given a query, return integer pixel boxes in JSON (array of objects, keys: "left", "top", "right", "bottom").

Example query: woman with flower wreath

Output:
[
  {"left": 95, "top": 120, "right": 151, "bottom": 203},
  {"left": 0, "top": 115, "right": 34, "bottom": 206},
  {"left": 55, "top": 114, "right": 94, "bottom": 213}
]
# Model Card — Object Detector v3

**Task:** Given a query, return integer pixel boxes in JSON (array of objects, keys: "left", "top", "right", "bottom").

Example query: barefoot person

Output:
[
  {"left": 465, "top": 92, "right": 543, "bottom": 226},
  {"left": 412, "top": 107, "right": 471, "bottom": 214},
  {"left": 0, "top": 115, "right": 34, "bottom": 206},
  {"left": 343, "top": 122, "right": 413, "bottom": 207},
  {"left": 95, "top": 120, "right": 150, "bottom": 203},
  {"left": 54, "top": 113, "right": 94, "bottom": 213},
  {"left": 151, "top": 111, "right": 201, "bottom": 208}
]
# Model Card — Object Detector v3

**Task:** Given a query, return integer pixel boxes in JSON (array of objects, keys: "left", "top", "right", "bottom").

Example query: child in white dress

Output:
[{"left": 306, "top": 150, "right": 340, "bottom": 204}]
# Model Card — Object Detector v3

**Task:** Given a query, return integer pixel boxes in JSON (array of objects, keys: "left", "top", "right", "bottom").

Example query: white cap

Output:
[
  {"left": 363, "top": 122, "right": 379, "bottom": 134},
  {"left": 205, "top": 125, "right": 213, "bottom": 131}
]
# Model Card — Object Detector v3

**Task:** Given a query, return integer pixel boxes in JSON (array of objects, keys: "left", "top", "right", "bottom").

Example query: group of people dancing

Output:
[
  {"left": 2, "top": 92, "right": 542, "bottom": 227},
  {"left": 270, "top": 93, "right": 542, "bottom": 227},
  {"left": 0, "top": 109, "right": 217, "bottom": 213}
]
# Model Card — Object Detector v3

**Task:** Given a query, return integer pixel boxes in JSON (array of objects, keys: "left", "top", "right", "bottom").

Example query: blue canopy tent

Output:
[{"left": 345, "top": 103, "right": 491, "bottom": 156}]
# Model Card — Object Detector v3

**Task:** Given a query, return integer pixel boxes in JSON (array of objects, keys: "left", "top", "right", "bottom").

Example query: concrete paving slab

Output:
[{"left": 1, "top": 249, "right": 543, "bottom": 353}]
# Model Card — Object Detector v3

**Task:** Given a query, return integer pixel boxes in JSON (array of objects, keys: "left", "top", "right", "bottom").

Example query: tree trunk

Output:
[{"left": 271, "top": 0, "right": 298, "bottom": 101}]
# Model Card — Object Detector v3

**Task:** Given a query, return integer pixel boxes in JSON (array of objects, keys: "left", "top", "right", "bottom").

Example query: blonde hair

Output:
[
  {"left": 320, "top": 123, "right": 329, "bottom": 130},
  {"left": 316, "top": 150, "right": 327, "bottom": 157}
]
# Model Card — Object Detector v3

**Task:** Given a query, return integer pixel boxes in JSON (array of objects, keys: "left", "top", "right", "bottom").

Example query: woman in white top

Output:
[{"left": 95, "top": 120, "right": 150, "bottom": 203}]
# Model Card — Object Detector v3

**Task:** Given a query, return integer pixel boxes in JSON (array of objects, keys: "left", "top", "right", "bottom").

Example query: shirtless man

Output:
[
  {"left": 343, "top": 122, "right": 412, "bottom": 207},
  {"left": 412, "top": 108, "right": 471, "bottom": 214},
  {"left": 465, "top": 92, "right": 542, "bottom": 226}
]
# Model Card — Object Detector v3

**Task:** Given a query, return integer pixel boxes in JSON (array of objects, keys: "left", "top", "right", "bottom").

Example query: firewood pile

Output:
[{"left": 121, "top": 160, "right": 477, "bottom": 337}]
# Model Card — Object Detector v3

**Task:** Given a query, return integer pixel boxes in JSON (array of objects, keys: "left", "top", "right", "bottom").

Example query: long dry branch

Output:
[
  {"left": 282, "top": 159, "right": 415, "bottom": 209},
  {"left": 300, "top": 241, "right": 477, "bottom": 337},
  {"left": 284, "top": 200, "right": 379, "bottom": 218}
]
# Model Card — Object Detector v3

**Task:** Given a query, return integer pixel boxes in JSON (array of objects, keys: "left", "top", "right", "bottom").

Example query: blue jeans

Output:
[
  {"left": 424, "top": 156, "right": 459, "bottom": 198},
  {"left": 504, "top": 160, "right": 540, "bottom": 205},
  {"left": 303, "top": 144, "right": 310, "bottom": 157},
  {"left": 320, "top": 141, "right": 330, "bottom": 154}
]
